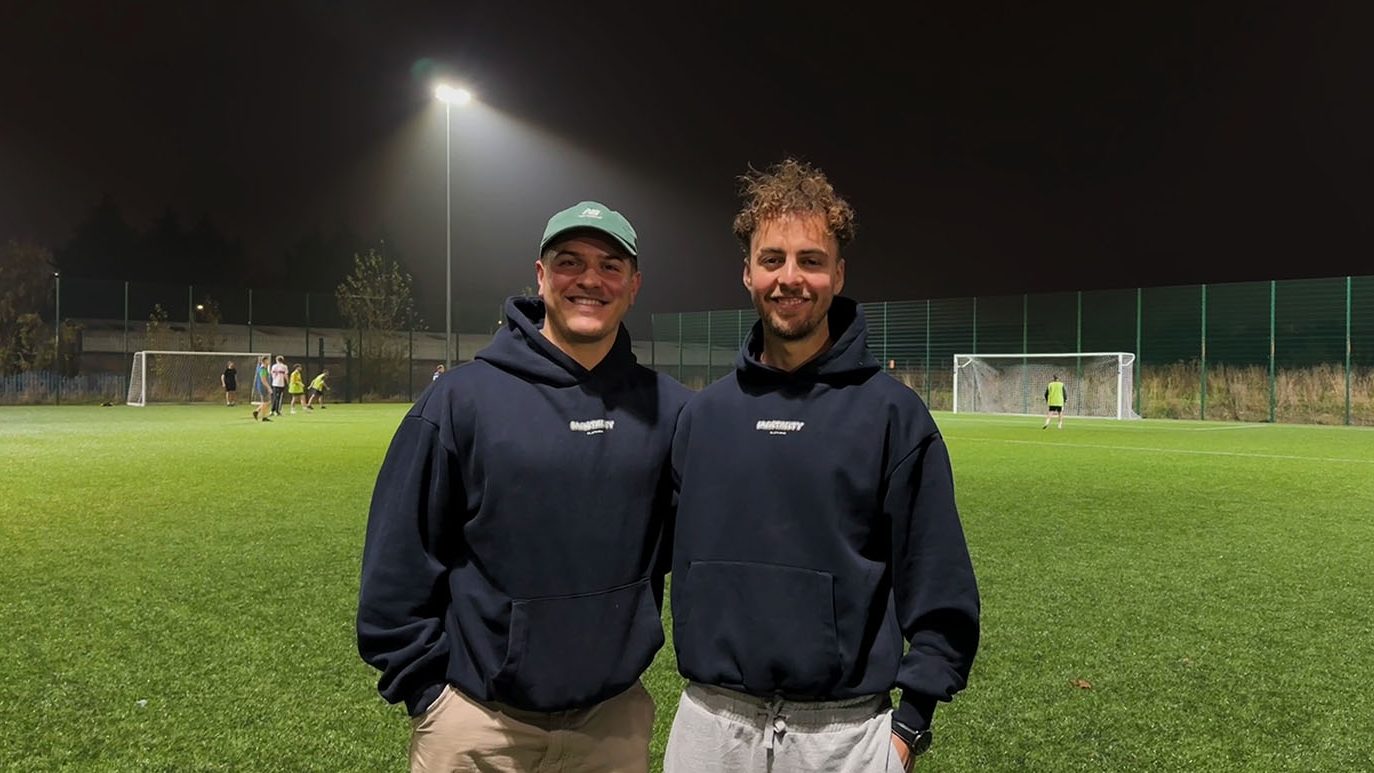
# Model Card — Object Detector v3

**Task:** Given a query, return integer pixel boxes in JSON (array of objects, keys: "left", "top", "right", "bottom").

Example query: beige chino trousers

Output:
[{"left": 409, "top": 681, "right": 654, "bottom": 773}]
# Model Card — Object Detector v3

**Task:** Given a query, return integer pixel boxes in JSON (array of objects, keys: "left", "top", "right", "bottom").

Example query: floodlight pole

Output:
[
  {"left": 434, "top": 83, "right": 472, "bottom": 369},
  {"left": 54, "top": 271, "right": 61, "bottom": 405},
  {"left": 444, "top": 101, "right": 452, "bottom": 369},
  {"left": 54, "top": 272, "right": 61, "bottom": 361}
]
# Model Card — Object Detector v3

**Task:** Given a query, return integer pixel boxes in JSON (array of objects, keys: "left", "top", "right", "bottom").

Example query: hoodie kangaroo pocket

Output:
[
  {"left": 681, "top": 560, "right": 841, "bottom": 695},
  {"left": 495, "top": 578, "right": 663, "bottom": 711}
]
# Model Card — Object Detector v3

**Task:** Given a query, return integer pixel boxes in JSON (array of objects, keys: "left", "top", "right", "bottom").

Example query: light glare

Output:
[{"left": 434, "top": 84, "right": 473, "bottom": 106}]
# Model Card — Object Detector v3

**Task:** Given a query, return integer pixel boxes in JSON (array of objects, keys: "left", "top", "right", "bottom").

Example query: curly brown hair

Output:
[{"left": 732, "top": 158, "right": 856, "bottom": 254}]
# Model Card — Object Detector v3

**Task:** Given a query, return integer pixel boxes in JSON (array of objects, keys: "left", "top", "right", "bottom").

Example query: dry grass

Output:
[{"left": 1140, "top": 362, "right": 1374, "bottom": 425}]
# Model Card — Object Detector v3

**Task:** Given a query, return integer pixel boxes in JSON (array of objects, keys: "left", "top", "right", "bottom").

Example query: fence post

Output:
[
  {"left": 188, "top": 284, "right": 194, "bottom": 350},
  {"left": 1076, "top": 290, "right": 1084, "bottom": 415},
  {"left": 1021, "top": 293, "right": 1029, "bottom": 415},
  {"left": 1269, "top": 280, "right": 1276, "bottom": 422},
  {"left": 343, "top": 339, "right": 353, "bottom": 403},
  {"left": 54, "top": 272, "right": 61, "bottom": 406},
  {"left": 881, "top": 301, "right": 888, "bottom": 368},
  {"left": 924, "top": 299, "right": 931, "bottom": 400},
  {"left": 408, "top": 322, "right": 414, "bottom": 402},
  {"left": 247, "top": 288, "right": 254, "bottom": 352},
  {"left": 1200, "top": 283, "right": 1208, "bottom": 421},
  {"left": 706, "top": 311, "right": 713, "bottom": 382},
  {"left": 123, "top": 280, "right": 129, "bottom": 400},
  {"left": 1135, "top": 287, "right": 1142, "bottom": 418},
  {"left": 305, "top": 293, "right": 311, "bottom": 364},
  {"left": 187, "top": 284, "right": 194, "bottom": 401},
  {"left": 971, "top": 296, "right": 977, "bottom": 354},
  {"left": 1347, "top": 276, "right": 1353, "bottom": 426}
]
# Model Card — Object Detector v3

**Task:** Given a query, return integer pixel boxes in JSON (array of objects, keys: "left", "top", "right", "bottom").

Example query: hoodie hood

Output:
[
  {"left": 476, "top": 296, "right": 636, "bottom": 387},
  {"left": 737, "top": 296, "right": 881, "bottom": 385}
]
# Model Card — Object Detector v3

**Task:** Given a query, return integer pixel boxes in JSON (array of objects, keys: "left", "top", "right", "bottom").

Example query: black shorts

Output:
[
  {"left": 1048, "top": 406, "right": 1063, "bottom": 414},
  {"left": 224, "top": 383, "right": 237, "bottom": 392}
]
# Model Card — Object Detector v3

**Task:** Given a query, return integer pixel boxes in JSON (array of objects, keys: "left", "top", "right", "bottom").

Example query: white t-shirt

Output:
[{"left": 270, "top": 363, "right": 288, "bottom": 388}]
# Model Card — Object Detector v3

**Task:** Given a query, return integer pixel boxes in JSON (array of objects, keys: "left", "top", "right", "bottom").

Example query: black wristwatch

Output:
[{"left": 891, "top": 719, "right": 933, "bottom": 764}]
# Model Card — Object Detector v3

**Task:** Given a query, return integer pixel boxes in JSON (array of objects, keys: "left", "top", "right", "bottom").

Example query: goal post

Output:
[
  {"left": 952, "top": 352, "right": 1139, "bottom": 419},
  {"left": 127, "top": 350, "right": 270, "bottom": 406}
]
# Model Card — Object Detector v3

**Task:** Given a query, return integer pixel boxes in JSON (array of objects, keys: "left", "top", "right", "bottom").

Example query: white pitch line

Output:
[{"left": 947, "top": 436, "right": 1374, "bottom": 465}]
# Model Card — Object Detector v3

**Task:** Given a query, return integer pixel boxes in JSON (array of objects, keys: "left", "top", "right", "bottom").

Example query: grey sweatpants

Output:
[{"left": 663, "top": 683, "right": 905, "bottom": 773}]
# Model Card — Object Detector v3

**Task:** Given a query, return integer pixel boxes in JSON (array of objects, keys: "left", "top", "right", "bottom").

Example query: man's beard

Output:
[{"left": 756, "top": 297, "right": 825, "bottom": 341}]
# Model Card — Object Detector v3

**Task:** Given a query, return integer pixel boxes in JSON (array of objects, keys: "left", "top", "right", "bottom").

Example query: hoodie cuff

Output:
[
  {"left": 405, "top": 682, "right": 447, "bottom": 718},
  {"left": 893, "top": 691, "right": 938, "bottom": 732}
]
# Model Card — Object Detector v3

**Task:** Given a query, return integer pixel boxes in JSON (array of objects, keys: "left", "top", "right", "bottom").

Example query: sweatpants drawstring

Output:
[{"left": 761, "top": 697, "right": 787, "bottom": 750}]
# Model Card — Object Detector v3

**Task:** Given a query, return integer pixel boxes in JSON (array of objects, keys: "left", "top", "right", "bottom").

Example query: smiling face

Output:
[
  {"left": 743, "top": 212, "right": 845, "bottom": 346},
  {"left": 535, "top": 232, "right": 642, "bottom": 350}
]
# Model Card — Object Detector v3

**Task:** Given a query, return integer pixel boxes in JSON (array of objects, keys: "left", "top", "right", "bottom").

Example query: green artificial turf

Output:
[{"left": 1, "top": 405, "right": 1371, "bottom": 771}]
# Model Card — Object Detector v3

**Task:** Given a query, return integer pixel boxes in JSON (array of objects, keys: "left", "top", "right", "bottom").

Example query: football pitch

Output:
[{"left": 2, "top": 404, "right": 1371, "bottom": 771}]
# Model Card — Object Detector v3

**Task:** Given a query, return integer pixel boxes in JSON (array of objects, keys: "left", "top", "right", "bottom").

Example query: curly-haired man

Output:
[{"left": 665, "top": 159, "right": 980, "bottom": 772}]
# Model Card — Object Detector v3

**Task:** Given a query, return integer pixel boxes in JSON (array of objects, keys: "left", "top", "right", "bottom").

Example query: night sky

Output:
[{"left": 2, "top": 2, "right": 1371, "bottom": 334}]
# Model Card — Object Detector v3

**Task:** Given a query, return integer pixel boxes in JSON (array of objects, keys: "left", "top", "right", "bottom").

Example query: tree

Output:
[
  {"left": 336, "top": 245, "right": 417, "bottom": 334},
  {"left": 56, "top": 195, "right": 140, "bottom": 281},
  {"left": 144, "top": 303, "right": 174, "bottom": 353},
  {"left": 184, "top": 213, "right": 242, "bottom": 286},
  {"left": 55, "top": 197, "right": 247, "bottom": 285},
  {"left": 283, "top": 224, "right": 364, "bottom": 292},
  {"left": 336, "top": 245, "right": 420, "bottom": 398},
  {"left": 190, "top": 295, "right": 222, "bottom": 351},
  {"left": 145, "top": 208, "right": 189, "bottom": 282},
  {"left": 143, "top": 304, "right": 186, "bottom": 392},
  {"left": 0, "top": 240, "right": 57, "bottom": 374}
]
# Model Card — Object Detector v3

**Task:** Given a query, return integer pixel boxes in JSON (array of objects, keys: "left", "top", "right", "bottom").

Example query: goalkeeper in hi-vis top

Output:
[{"left": 1043, "top": 375, "right": 1067, "bottom": 429}]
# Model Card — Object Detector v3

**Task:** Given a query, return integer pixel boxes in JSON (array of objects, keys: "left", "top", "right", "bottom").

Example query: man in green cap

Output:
[{"left": 358, "top": 201, "right": 689, "bottom": 772}]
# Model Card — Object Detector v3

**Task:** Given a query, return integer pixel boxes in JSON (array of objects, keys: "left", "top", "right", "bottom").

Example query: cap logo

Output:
[{"left": 579, "top": 208, "right": 603, "bottom": 219}]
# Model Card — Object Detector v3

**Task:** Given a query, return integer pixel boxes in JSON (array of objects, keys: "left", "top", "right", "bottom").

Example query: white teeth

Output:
[{"left": 570, "top": 298, "right": 605, "bottom": 306}]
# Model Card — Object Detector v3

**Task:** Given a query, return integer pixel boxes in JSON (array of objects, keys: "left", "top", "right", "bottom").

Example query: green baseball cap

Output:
[{"left": 539, "top": 201, "right": 638, "bottom": 258}]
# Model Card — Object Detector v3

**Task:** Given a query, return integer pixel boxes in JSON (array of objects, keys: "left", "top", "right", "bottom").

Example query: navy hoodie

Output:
[
  {"left": 358, "top": 296, "right": 690, "bottom": 715},
  {"left": 670, "top": 297, "right": 980, "bottom": 731}
]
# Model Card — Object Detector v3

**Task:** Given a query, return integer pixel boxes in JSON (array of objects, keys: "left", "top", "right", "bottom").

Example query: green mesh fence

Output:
[
  {"left": 1353, "top": 277, "right": 1374, "bottom": 426},
  {"left": 650, "top": 275, "right": 1374, "bottom": 425},
  {"left": 1275, "top": 278, "right": 1348, "bottom": 425},
  {"left": 10, "top": 275, "right": 1374, "bottom": 422},
  {"left": 12, "top": 279, "right": 444, "bottom": 405},
  {"left": 1201, "top": 281, "right": 1270, "bottom": 422}
]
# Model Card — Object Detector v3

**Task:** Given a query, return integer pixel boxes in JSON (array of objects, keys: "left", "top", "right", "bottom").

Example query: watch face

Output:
[{"left": 911, "top": 729, "right": 933, "bottom": 756}]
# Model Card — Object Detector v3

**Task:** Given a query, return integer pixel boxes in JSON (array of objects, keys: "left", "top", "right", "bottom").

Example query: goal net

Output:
[
  {"left": 127, "top": 351, "right": 270, "bottom": 406},
  {"left": 953, "top": 352, "right": 1140, "bottom": 419}
]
